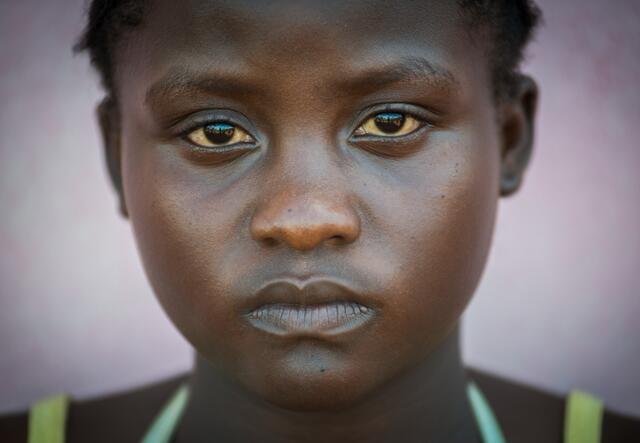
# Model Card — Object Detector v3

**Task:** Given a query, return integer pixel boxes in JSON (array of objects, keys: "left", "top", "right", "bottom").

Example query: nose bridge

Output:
[{"left": 250, "top": 134, "right": 360, "bottom": 251}]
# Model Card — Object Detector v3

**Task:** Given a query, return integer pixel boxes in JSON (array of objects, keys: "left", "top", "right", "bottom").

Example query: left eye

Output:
[
  {"left": 353, "top": 112, "right": 423, "bottom": 137},
  {"left": 185, "top": 122, "right": 254, "bottom": 148}
]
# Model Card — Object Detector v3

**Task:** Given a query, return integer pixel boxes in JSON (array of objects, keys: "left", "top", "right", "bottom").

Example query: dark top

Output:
[{"left": 1, "top": 368, "right": 638, "bottom": 442}]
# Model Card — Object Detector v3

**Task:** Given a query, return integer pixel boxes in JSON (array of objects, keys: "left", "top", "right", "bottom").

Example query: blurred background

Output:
[{"left": 1, "top": 0, "right": 639, "bottom": 416}]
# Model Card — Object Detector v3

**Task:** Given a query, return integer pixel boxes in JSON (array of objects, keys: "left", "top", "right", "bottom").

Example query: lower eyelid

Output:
[
  {"left": 179, "top": 139, "right": 259, "bottom": 163},
  {"left": 182, "top": 137, "right": 258, "bottom": 152},
  {"left": 188, "top": 141, "right": 255, "bottom": 152},
  {"left": 181, "top": 146, "right": 256, "bottom": 166}
]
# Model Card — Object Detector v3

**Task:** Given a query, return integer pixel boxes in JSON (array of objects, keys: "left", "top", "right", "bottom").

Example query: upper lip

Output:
[{"left": 245, "top": 277, "right": 372, "bottom": 314}]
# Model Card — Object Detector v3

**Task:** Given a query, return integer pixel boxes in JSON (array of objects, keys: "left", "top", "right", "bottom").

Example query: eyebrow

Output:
[
  {"left": 145, "top": 56, "right": 459, "bottom": 109},
  {"left": 333, "top": 57, "right": 460, "bottom": 96},
  {"left": 145, "top": 68, "right": 263, "bottom": 107}
]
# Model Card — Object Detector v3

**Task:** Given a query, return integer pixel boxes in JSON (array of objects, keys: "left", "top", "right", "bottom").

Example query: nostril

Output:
[
  {"left": 261, "top": 237, "right": 279, "bottom": 248},
  {"left": 327, "top": 235, "right": 346, "bottom": 245}
]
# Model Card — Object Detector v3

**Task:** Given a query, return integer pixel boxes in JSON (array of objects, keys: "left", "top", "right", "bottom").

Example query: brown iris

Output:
[{"left": 374, "top": 113, "right": 405, "bottom": 134}]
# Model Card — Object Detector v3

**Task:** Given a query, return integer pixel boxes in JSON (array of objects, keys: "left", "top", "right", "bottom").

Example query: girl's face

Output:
[{"left": 108, "top": 0, "right": 531, "bottom": 410}]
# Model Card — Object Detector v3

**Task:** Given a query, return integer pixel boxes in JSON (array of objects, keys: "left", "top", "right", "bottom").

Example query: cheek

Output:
[
  {"left": 366, "top": 129, "right": 500, "bottom": 354},
  {"left": 120, "top": 137, "right": 253, "bottom": 357}
]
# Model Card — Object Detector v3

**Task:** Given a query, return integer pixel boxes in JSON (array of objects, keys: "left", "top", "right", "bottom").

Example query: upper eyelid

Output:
[
  {"left": 186, "top": 121, "right": 247, "bottom": 134},
  {"left": 180, "top": 120, "right": 251, "bottom": 139},
  {"left": 352, "top": 104, "right": 435, "bottom": 129},
  {"left": 359, "top": 112, "right": 423, "bottom": 126},
  {"left": 171, "top": 110, "right": 257, "bottom": 135}
]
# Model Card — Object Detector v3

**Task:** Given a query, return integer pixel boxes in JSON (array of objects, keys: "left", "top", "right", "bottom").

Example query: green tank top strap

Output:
[
  {"left": 564, "top": 389, "right": 604, "bottom": 443},
  {"left": 27, "top": 394, "right": 69, "bottom": 443},
  {"left": 140, "top": 384, "right": 189, "bottom": 443},
  {"left": 467, "top": 382, "right": 507, "bottom": 443}
]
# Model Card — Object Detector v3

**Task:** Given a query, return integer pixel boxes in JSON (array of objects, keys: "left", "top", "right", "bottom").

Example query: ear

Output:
[
  {"left": 97, "top": 96, "right": 128, "bottom": 217},
  {"left": 498, "top": 75, "right": 538, "bottom": 196}
]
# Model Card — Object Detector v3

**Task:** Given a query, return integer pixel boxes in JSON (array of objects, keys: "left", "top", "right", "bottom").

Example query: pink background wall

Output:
[{"left": 1, "top": 0, "right": 639, "bottom": 415}]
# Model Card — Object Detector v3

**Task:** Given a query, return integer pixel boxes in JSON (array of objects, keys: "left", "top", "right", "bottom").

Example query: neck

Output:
[{"left": 177, "top": 326, "right": 480, "bottom": 443}]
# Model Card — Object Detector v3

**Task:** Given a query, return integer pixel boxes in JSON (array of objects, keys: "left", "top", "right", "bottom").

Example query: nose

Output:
[{"left": 250, "top": 189, "right": 361, "bottom": 251}]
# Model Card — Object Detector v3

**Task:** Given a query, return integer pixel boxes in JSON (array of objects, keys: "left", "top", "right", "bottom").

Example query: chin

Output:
[
  {"left": 260, "top": 371, "right": 375, "bottom": 412},
  {"left": 246, "top": 345, "right": 381, "bottom": 412}
]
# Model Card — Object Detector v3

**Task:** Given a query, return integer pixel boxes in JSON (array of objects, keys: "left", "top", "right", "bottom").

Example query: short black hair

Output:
[
  {"left": 75, "top": 0, "right": 541, "bottom": 101},
  {"left": 460, "top": 0, "right": 542, "bottom": 99}
]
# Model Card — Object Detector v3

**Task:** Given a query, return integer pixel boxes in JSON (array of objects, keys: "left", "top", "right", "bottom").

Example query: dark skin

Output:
[{"left": 99, "top": 0, "right": 537, "bottom": 441}]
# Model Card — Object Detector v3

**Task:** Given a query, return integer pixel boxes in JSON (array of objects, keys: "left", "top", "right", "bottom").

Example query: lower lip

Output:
[{"left": 246, "top": 301, "right": 373, "bottom": 336}]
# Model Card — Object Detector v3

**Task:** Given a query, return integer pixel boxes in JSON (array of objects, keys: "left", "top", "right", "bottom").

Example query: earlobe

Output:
[
  {"left": 97, "top": 96, "right": 128, "bottom": 217},
  {"left": 499, "top": 75, "right": 538, "bottom": 197}
]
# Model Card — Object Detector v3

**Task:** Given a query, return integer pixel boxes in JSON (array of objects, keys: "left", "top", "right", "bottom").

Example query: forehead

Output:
[
  {"left": 116, "top": 0, "right": 489, "bottom": 114},
  {"left": 139, "top": 0, "right": 466, "bottom": 45}
]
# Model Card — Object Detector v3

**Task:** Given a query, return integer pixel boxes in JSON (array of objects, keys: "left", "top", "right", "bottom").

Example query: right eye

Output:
[{"left": 185, "top": 122, "right": 254, "bottom": 148}]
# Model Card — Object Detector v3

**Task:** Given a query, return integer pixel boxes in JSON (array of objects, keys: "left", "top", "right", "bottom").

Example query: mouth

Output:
[{"left": 244, "top": 278, "right": 375, "bottom": 336}]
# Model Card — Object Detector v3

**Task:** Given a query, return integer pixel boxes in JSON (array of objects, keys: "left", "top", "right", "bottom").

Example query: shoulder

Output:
[
  {"left": 466, "top": 367, "right": 640, "bottom": 443},
  {"left": 3, "top": 370, "right": 638, "bottom": 442},
  {"left": 0, "top": 373, "right": 189, "bottom": 443}
]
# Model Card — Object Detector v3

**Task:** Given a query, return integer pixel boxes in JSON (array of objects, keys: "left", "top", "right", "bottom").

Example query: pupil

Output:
[
  {"left": 374, "top": 112, "right": 405, "bottom": 134},
  {"left": 204, "top": 123, "right": 235, "bottom": 144}
]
